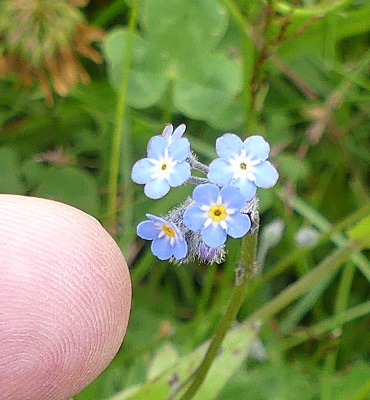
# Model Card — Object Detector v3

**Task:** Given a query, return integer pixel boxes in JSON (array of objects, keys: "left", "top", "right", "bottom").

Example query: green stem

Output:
[
  {"left": 179, "top": 231, "right": 258, "bottom": 400},
  {"left": 107, "top": 0, "right": 138, "bottom": 237},
  {"left": 220, "top": 0, "right": 253, "bottom": 37},
  {"left": 320, "top": 261, "right": 355, "bottom": 400},
  {"left": 162, "top": 80, "right": 174, "bottom": 125},
  {"left": 284, "top": 299, "right": 370, "bottom": 349},
  {"left": 274, "top": 0, "right": 353, "bottom": 16},
  {"left": 245, "top": 244, "right": 359, "bottom": 325},
  {"left": 259, "top": 198, "right": 370, "bottom": 285},
  {"left": 279, "top": 190, "right": 370, "bottom": 281},
  {"left": 93, "top": 0, "right": 127, "bottom": 28}
]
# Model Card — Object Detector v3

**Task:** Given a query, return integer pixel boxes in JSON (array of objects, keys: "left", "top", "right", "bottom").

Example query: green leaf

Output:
[
  {"left": 192, "top": 323, "right": 259, "bottom": 400},
  {"left": 323, "top": 361, "right": 370, "bottom": 400},
  {"left": 174, "top": 53, "right": 242, "bottom": 119},
  {"left": 347, "top": 215, "right": 370, "bottom": 249},
  {"left": 280, "top": 192, "right": 370, "bottom": 281},
  {"left": 0, "top": 147, "right": 26, "bottom": 194},
  {"left": 206, "top": 101, "right": 245, "bottom": 131},
  {"left": 147, "top": 342, "right": 180, "bottom": 381},
  {"left": 32, "top": 166, "right": 100, "bottom": 216},
  {"left": 142, "top": 0, "right": 228, "bottom": 58},
  {"left": 103, "top": 29, "right": 168, "bottom": 108},
  {"left": 108, "top": 322, "right": 259, "bottom": 400},
  {"left": 102, "top": 2, "right": 242, "bottom": 123},
  {"left": 21, "top": 158, "right": 44, "bottom": 190},
  {"left": 218, "top": 362, "right": 317, "bottom": 400}
]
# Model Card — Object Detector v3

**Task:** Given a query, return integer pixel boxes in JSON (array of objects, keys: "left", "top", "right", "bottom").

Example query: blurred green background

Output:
[{"left": 0, "top": 0, "right": 369, "bottom": 399}]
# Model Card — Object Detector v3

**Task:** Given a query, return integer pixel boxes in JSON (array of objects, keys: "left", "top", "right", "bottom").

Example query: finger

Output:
[{"left": 0, "top": 195, "right": 131, "bottom": 400}]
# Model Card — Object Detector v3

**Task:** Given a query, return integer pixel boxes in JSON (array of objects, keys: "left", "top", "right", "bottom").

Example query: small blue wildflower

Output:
[
  {"left": 131, "top": 134, "right": 191, "bottom": 199},
  {"left": 183, "top": 183, "right": 251, "bottom": 248},
  {"left": 137, "top": 214, "right": 188, "bottom": 260},
  {"left": 207, "top": 134, "right": 279, "bottom": 201},
  {"left": 161, "top": 123, "right": 186, "bottom": 145}
]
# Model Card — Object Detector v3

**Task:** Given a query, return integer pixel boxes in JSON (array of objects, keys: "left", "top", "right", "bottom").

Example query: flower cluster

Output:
[{"left": 132, "top": 124, "right": 279, "bottom": 263}]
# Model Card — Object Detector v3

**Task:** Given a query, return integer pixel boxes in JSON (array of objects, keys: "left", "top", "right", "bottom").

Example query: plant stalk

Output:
[
  {"left": 179, "top": 231, "right": 259, "bottom": 400},
  {"left": 245, "top": 244, "right": 359, "bottom": 325},
  {"left": 107, "top": 0, "right": 138, "bottom": 238}
]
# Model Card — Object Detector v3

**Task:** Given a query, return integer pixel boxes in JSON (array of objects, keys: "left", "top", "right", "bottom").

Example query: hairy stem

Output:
[
  {"left": 179, "top": 231, "right": 259, "bottom": 400},
  {"left": 186, "top": 176, "right": 209, "bottom": 186}
]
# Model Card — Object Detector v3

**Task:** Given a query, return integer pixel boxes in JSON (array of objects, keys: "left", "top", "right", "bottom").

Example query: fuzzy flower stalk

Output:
[{"left": 133, "top": 124, "right": 279, "bottom": 264}]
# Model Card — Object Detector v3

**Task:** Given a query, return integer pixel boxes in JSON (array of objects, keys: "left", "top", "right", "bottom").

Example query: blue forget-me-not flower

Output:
[
  {"left": 132, "top": 124, "right": 279, "bottom": 263},
  {"left": 207, "top": 134, "right": 279, "bottom": 201},
  {"left": 137, "top": 214, "right": 188, "bottom": 260},
  {"left": 160, "top": 123, "right": 187, "bottom": 145},
  {"left": 131, "top": 132, "right": 191, "bottom": 199},
  {"left": 183, "top": 183, "right": 251, "bottom": 248}
]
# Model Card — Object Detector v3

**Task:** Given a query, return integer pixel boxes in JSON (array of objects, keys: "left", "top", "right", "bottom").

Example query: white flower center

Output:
[
  {"left": 228, "top": 148, "right": 259, "bottom": 181},
  {"left": 150, "top": 149, "right": 177, "bottom": 180}
]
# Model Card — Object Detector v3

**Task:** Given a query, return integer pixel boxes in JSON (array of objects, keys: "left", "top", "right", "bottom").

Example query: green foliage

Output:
[
  {"left": 103, "top": 0, "right": 243, "bottom": 128},
  {"left": 0, "top": 147, "right": 26, "bottom": 193},
  {"left": 33, "top": 166, "right": 100, "bottom": 216},
  {"left": 348, "top": 215, "right": 370, "bottom": 249},
  {"left": 1, "top": 0, "right": 370, "bottom": 399},
  {"left": 104, "top": 321, "right": 258, "bottom": 400}
]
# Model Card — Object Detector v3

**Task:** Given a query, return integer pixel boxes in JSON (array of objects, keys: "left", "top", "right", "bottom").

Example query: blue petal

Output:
[
  {"left": 216, "top": 133, "right": 243, "bottom": 159},
  {"left": 220, "top": 185, "right": 245, "bottom": 210},
  {"left": 183, "top": 206, "right": 207, "bottom": 231},
  {"left": 137, "top": 220, "right": 159, "bottom": 240},
  {"left": 131, "top": 158, "right": 154, "bottom": 184},
  {"left": 147, "top": 136, "right": 167, "bottom": 159},
  {"left": 161, "top": 124, "right": 173, "bottom": 138},
  {"left": 172, "top": 124, "right": 186, "bottom": 139},
  {"left": 202, "top": 224, "right": 227, "bottom": 248},
  {"left": 253, "top": 161, "right": 279, "bottom": 188},
  {"left": 192, "top": 183, "right": 220, "bottom": 206},
  {"left": 226, "top": 213, "right": 251, "bottom": 238},
  {"left": 173, "top": 238, "right": 188, "bottom": 260},
  {"left": 168, "top": 161, "right": 191, "bottom": 187},
  {"left": 146, "top": 214, "right": 167, "bottom": 225},
  {"left": 151, "top": 237, "right": 173, "bottom": 260},
  {"left": 231, "top": 178, "right": 257, "bottom": 201},
  {"left": 144, "top": 178, "right": 170, "bottom": 199},
  {"left": 208, "top": 158, "right": 233, "bottom": 186},
  {"left": 168, "top": 138, "right": 190, "bottom": 162},
  {"left": 243, "top": 135, "right": 270, "bottom": 161}
]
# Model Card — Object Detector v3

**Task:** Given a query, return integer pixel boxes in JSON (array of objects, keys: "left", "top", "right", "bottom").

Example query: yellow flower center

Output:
[
  {"left": 162, "top": 224, "right": 176, "bottom": 237},
  {"left": 209, "top": 205, "right": 227, "bottom": 221},
  {"left": 240, "top": 162, "right": 247, "bottom": 170}
]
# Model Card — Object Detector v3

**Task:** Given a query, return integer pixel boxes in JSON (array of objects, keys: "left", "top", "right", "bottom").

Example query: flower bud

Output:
[
  {"left": 260, "top": 219, "right": 285, "bottom": 248},
  {"left": 295, "top": 227, "right": 319, "bottom": 247}
]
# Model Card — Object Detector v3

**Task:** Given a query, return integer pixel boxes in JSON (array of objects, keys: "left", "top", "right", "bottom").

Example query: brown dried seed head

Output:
[{"left": 0, "top": 0, "right": 104, "bottom": 104}]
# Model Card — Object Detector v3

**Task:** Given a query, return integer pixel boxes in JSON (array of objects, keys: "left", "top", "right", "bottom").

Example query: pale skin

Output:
[{"left": 0, "top": 195, "right": 132, "bottom": 400}]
